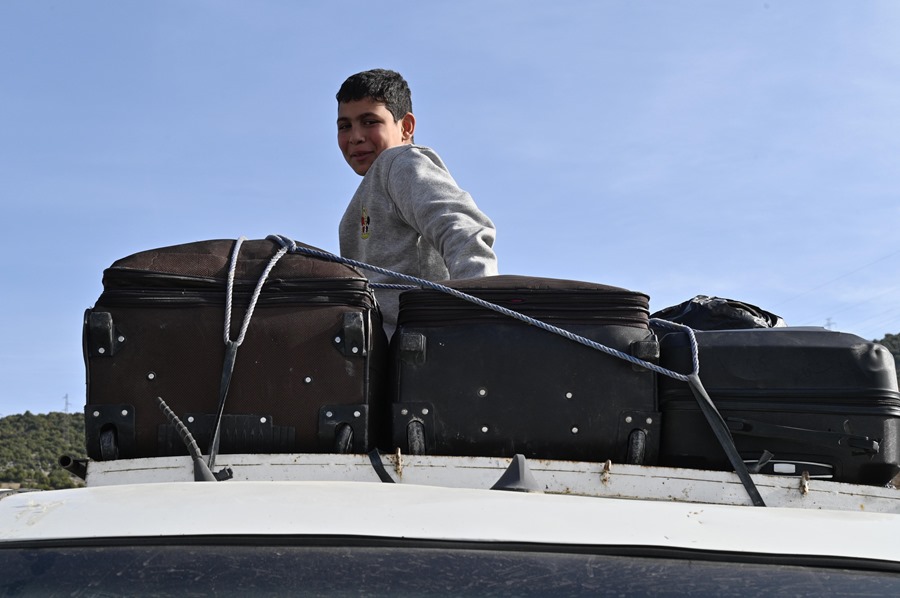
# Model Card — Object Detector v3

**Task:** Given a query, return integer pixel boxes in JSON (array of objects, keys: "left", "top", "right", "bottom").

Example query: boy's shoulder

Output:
[
  {"left": 361, "top": 144, "right": 459, "bottom": 203},
  {"left": 375, "top": 144, "right": 447, "bottom": 173}
]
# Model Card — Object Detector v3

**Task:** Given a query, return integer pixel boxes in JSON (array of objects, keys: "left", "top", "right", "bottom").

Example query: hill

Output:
[{"left": 0, "top": 411, "right": 86, "bottom": 489}]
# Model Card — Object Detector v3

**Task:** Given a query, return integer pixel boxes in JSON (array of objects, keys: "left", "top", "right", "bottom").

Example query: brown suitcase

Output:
[{"left": 83, "top": 238, "right": 388, "bottom": 461}]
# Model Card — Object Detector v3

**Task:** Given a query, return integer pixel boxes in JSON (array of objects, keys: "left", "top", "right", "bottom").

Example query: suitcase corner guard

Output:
[{"left": 85, "top": 403, "right": 136, "bottom": 461}]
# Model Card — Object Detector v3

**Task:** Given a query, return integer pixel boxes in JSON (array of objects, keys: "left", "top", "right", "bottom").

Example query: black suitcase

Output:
[
  {"left": 83, "top": 238, "right": 388, "bottom": 461},
  {"left": 390, "top": 275, "right": 660, "bottom": 463},
  {"left": 657, "top": 327, "right": 900, "bottom": 485}
]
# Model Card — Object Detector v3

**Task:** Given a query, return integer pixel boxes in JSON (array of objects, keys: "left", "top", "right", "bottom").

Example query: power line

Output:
[
  {"left": 843, "top": 305, "right": 900, "bottom": 340},
  {"left": 796, "top": 281, "right": 900, "bottom": 328},
  {"left": 771, "top": 247, "right": 900, "bottom": 309}
]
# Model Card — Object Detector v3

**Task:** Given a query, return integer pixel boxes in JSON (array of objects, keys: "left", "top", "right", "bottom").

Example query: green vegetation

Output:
[{"left": 0, "top": 411, "right": 86, "bottom": 490}]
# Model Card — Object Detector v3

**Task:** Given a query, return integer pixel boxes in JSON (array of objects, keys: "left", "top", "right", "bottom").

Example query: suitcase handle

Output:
[{"left": 727, "top": 417, "right": 880, "bottom": 456}]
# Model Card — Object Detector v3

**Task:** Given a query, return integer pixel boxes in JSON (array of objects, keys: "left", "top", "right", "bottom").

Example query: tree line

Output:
[{"left": 0, "top": 411, "right": 86, "bottom": 490}]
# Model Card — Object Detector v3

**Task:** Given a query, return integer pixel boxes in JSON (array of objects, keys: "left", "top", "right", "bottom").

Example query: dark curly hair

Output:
[{"left": 336, "top": 69, "right": 413, "bottom": 121}]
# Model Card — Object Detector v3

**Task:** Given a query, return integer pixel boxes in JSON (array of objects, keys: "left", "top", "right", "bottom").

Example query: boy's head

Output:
[
  {"left": 336, "top": 69, "right": 416, "bottom": 176},
  {"left": 336, "top": 69, "right": 413, "bottom": 120}
]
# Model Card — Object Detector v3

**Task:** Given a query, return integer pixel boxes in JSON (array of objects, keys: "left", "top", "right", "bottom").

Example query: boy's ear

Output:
[{"left": 400, "top": 112, "right": 416, "bottom": 142}]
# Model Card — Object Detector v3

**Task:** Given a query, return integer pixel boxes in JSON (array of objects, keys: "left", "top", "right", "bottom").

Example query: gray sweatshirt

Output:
[{"left": 339, "top": 144, "right": 498, "bottom": 331}]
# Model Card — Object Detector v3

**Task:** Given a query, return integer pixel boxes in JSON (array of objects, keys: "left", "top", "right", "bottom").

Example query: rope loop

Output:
[
  {"left": 648, "top": 318, "right": 701, "bottom": 379},
  {"left": 225, "top": 236, "right": 289, "bottom": 347}
]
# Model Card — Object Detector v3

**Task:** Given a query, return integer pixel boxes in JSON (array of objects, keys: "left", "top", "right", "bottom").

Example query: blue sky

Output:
[{"left": 2, "top": 1, "right": 898, "bottom": 416}]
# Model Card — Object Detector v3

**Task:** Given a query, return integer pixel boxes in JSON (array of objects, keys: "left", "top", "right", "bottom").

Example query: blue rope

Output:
[
  {"left": 371, "top": 283, "right": 418, "bottom": 290},
  {"left": 266, "top": 235, "right": 700, "bottom": 383}
]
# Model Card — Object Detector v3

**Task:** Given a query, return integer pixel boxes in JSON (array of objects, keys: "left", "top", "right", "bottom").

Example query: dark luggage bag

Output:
[
  {"left": 390, "top": 275, "right": 660, "bottom": 464},
  {"left": 651, "top": 295, "right": 786, "bottom": 330},
  {"left": 657, "top": 327, "right": 900, "bottom": 485},
  {"left": 83, "top": 238, "right": 388, "bottom": 461}
]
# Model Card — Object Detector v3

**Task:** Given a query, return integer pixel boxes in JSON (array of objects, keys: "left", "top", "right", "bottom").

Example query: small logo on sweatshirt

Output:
[{"left": 360, "top": 207, "right": 370, "bottom": 240}]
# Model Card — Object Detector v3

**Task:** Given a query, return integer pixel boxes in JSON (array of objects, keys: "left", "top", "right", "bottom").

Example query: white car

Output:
[{"left": 3, "top": 453, "right": 900, "bottom": 595}]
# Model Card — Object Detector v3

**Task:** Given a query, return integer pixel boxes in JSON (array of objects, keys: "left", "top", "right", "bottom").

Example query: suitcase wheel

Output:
[
  {"left": 99, "top": 427, "right": 119, "bottom": 461},
  {"left": 334, "top": 423, "right": 354, "bottom": 454},
  {"left": 626, "top": 429, "right": 647, "bottom": 465},
  {"left": 407, "top": 421, "right": 427, "bottom": 455}
]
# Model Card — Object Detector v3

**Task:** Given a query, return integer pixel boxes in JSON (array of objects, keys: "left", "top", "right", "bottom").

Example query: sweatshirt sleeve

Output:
[{"left": 386, "top": 148, "right": 499, "bottom": 279}]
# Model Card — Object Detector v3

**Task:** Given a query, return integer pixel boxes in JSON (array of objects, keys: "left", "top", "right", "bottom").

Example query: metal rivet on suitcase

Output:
[
  {"left": 481, "top": 426, "right": 489, "bottom": 433},
  {"left": 477, "top": 388, "right": 487, "bottom": 397},
  {"left": 565, "top": 392, "right": 573, "bottom": 399},
  {"left": 571, "top": 427, "right": 580, "bottom": 434},
  {"left": 147, "top": 372, "right": 156, "bottom": 380},
  {"left": 304, "top": 377, "right": 312, "bottom": 383}
]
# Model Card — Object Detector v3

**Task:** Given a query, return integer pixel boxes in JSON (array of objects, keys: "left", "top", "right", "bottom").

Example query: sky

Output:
[{"left": 1, "top": 1, "right": 899, "bottom": 416}]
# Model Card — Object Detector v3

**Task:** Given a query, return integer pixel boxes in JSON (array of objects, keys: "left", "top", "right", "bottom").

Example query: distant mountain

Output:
[{"left": 0, "top": 412, "right": 86, "bottom": 490}]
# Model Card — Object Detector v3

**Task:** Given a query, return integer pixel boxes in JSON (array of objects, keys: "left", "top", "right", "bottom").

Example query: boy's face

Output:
[{"left": 337, "top": 98, "right": 415, "bottom": 176}]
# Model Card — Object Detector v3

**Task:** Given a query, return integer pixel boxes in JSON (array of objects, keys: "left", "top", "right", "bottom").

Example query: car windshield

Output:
[{"left": 3, "top": 540, "right": 900, "bottom": 596}]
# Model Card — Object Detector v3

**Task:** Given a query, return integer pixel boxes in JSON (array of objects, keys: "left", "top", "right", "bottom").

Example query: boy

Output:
[{"left": 336, "top": 69, "right": 498, "bottom": 333}]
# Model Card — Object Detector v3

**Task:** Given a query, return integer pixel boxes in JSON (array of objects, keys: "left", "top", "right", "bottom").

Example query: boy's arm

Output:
[{"left": 388, "top": 148, "right": 498, "bottom": 279}]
